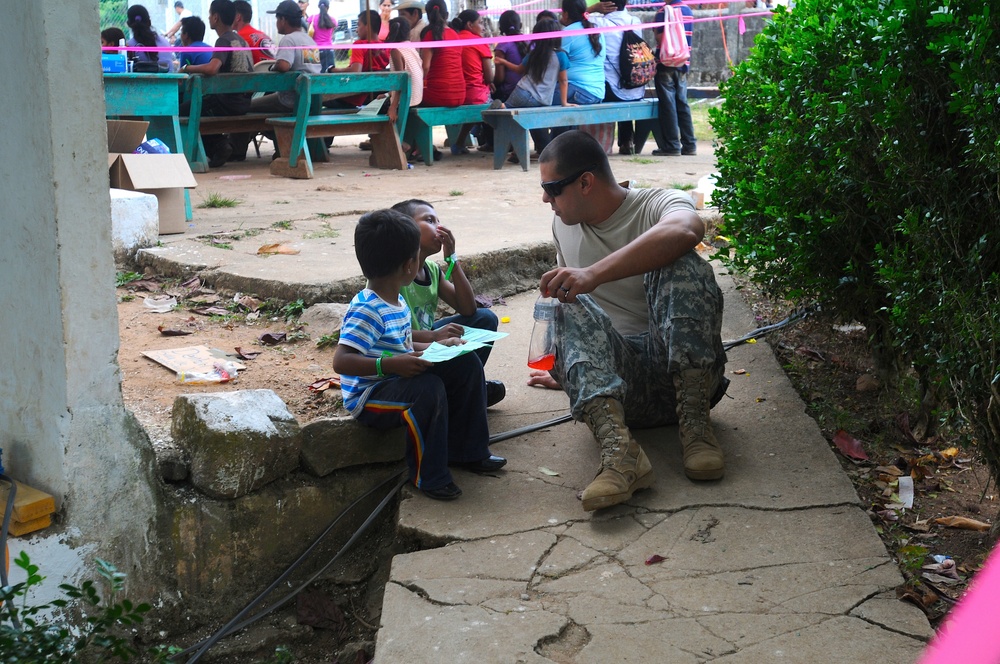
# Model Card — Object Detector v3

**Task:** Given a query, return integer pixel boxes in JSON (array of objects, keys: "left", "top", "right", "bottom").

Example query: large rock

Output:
[
  {"left": 299, "top": 303, "right": 349, "bottom": 339},
  {"left": 300, "top": 417, "right": 406, "bottom": 477},
  {"left": 172, "top": 390, "right": 301, "bottom": 499},
  {"left": 110, "top": 188, "right": 158, "bottom": 263}
]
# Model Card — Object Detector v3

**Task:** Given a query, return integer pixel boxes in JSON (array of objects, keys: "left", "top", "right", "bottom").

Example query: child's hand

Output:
[
  {"left": 436, "top": 225, "right": 457, "bottom": 257},
  {"left": 437, "top": 337, "right": 467, "bottom": 348},
  {"left": 433, "top": 323, "right": 465, "bottom": 341},
  {"left": 386, "top": 354, "right": 431, "bottom": 377}
]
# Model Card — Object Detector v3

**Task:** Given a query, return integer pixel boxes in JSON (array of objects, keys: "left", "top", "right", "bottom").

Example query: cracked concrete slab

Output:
[{"left": 377, "top": 287, "right": 932, "bottom": 662}]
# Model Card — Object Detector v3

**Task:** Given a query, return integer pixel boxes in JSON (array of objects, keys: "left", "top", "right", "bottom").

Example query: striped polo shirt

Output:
[{"left": 339, "top": 289, "right": 414, "bottom": 415}]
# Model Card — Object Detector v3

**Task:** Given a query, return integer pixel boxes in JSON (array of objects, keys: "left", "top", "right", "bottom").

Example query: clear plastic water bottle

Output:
[{"left": 527, "top": 295, "right": 558, "bottom": 370}]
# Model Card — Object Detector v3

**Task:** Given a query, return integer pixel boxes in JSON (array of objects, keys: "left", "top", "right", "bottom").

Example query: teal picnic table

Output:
[{"left": 103, "top": 73, "right": 193, "bottom": 220}]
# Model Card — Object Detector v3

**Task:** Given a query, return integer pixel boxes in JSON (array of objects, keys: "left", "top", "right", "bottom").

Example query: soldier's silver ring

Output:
[{"left": 560, "top": 287, "right": 570, "bottom": 293}]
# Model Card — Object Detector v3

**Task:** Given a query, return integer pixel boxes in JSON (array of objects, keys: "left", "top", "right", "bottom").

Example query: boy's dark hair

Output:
[
  {"left": 101, "top": 27, "right": 126, "bottom": 45},
  {"left": 612, "top": 0, "right": 627, "bottom": 10},
  {"left": 234, "top": 0, "right": 253, "bottom": 22},
  {"left": 180, "top": 16, "right": 206, "bottom": 42},
  {"left": 355, "top": 209, "right": 420, "bottom": 279},
  {"left": 211, "top": 0, "right": 237, "bottom": 27},
  {"left": 390, "top": 199, "right": 433, "bottom": 219},
  {"left": 358, "top": 9, "right": 381, "bottom": 36},
  {"left": 539, "top": 130, "right": 615, "bottom": 184},
  {"left": 536, "top": 9, "right": 558, "bottom": 22}
]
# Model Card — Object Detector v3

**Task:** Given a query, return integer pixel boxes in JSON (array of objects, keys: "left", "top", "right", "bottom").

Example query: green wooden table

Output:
[{"left": 103, "top": 73, "right": 192, "bottom": 221}]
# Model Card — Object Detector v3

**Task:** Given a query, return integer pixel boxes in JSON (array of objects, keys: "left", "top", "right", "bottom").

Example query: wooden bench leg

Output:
[
  {"left": 511, "top": 129, "right": 530, "bottom": 173},
  {"left": 269, "top": 126, "right": 313, "bottom": 179},
  {"left": 412, "top": 120, "right": 434, "bottom": 167},
  {"left": 491, "top": 121, "right": 512, "bottom": 170},
  {"left": 368, "top": 127, "right": 407, "bottom": 170}
]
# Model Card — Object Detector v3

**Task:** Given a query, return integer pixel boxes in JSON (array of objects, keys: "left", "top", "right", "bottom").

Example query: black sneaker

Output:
[
  {"left": 421, "top": 482, "right": 462, "bottom": 501},
  {"left": 485, "top": 380, "right": 506, "bottom": 407},
  {"left": 652, "top": 149, "right": 681, "bottom": 157}
]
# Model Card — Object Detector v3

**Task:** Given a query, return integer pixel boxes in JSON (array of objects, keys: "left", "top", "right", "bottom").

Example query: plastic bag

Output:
[{"left": 177, "top": 361, "right": 239, "bottom": 384}]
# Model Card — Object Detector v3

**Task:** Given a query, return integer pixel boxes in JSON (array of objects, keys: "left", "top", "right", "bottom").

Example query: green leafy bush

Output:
[
  {"left": 0, "top": 552, "right": 154, "bottom": 662},
  {"left": 712, "top": 0, "right": 1000, "bottom": 480}
]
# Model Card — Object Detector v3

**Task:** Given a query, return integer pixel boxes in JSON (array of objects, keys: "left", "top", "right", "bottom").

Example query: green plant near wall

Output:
[
  {"left": 711, "top": 0, "right": 1000, "bottom": 483},
  {"left": 0, "top": 552, "right": 157, "bottom": 661}
]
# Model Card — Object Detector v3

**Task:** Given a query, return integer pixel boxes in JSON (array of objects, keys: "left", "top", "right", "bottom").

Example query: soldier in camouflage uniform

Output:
[{"left": 535, "top": 130, "right": 727, "bottom": 511}]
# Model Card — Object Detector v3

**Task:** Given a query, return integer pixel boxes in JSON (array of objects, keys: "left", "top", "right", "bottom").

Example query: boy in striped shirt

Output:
[{"left": 333, "top": 209, "right": 506, "bottom": 501}]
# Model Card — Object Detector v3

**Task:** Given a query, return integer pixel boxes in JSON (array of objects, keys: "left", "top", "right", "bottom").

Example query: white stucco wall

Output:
[{"left": 1, "top": 2, "right": 162, "bottom": 587}]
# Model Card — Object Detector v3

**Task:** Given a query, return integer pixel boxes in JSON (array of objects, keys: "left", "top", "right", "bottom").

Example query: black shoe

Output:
[
  {"left": 485, "top": 380, "right": 506, "bottom": 407},
  {"left": 453, "top": 455, "right": 507, "bottom": 473},
  {"left": 618, "top": 142, "right": 635, "bottom": 155},
  {"left": 208, "top": 141, "right": 233, "bottom": 168},
  {"left": 432, "top": 148, "right": 442, "bottom": 162},
  {"left": 652, "top": 149, "right": 681, "bottom": 157},
  {"left": 682, "top": 149, "right": 697, "bottom": 156},
  {"left": 421, "top": 482, "right": 462, "bottom": 501}
]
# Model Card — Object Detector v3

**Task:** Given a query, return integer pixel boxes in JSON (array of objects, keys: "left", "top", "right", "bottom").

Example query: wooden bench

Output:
[
  {"left": 407, "top": 104, "right": 490, "bottom": 166},
  {"left": 181, "top": 72, "right": 312, "bottom": 173},
  {"left": 482, "top": 100, "right": 659, "bottom": 171},
  {"left": 266, "top": 72, "right": 411, "bottom": 179}
]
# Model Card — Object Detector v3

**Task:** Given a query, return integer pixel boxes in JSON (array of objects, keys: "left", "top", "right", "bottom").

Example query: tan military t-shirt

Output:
[{"left": 552, "top": 186, "right": 696, "bottom": 336}]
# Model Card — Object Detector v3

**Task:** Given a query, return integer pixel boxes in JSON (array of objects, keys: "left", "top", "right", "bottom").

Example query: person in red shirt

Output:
[
  {"left": 233, "top": 0, "right": 276, "bottom": 65},
  {"left": 447, "top": 9, "right": 493, "bottom": 154},
  {"left": 326, "top": 10, "right": 390, "bottom": 108},
  {"left": 419, "top": 0, "right": 464, "bottom": 108},
  {"left": 451, "top": 10, "right": 493, "bottom": 105}
]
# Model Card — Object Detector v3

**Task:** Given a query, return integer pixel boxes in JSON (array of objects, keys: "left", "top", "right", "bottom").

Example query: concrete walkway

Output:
[
  {"left": 374, "top": 283, "right": 934, "bottom": 662},
  {"left": 139, "top": 147, "right": 934, "bottom": 662}
]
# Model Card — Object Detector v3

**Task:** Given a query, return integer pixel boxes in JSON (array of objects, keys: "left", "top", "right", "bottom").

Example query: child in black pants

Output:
[{"left": 333, "top": 209, "right": 506, "bottom": 500}]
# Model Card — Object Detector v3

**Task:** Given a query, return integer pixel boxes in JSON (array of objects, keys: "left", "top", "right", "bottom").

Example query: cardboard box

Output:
[{"left": 107, "top": 120, "right": 196, "bottom": 235}]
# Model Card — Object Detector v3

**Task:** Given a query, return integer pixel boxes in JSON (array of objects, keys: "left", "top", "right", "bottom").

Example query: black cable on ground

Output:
[
  {"left": 489, "top": 414, "right": 574, "bottom": 444},
  {"left": 180, "top": 470, "right": 406, "bottom": 663},
  {"left": 722, "top": 303, "right": 818, "bottom": 351}
]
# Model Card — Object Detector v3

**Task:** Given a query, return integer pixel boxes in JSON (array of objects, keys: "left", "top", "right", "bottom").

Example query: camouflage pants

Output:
[{"left": 551, "top": 252, "right": 727, "bottom": 428}]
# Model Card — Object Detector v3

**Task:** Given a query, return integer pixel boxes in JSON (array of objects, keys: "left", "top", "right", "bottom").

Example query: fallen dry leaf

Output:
[
  {"left": 832, "top": 429, "right": 869, "bottom": 461},
  {"left": 732, "top": 369, "right": 747, "bottom": 375},
  {"left": 259, "top": 332, "right": 287, "bottom": 345},
  {"left": 258, "top": 243, "right": 300, "bottom": 256},
  {"left": 795, "top": 346, "right": 825, "bottom": 362},
  {"left": 191, "top": 306, "right": 231, "bottom": 316},
  {"left": 235, "top": 347, "right": 261, "bottom": 361},
  {"left": 537, "top": 467, "right": 560, "bottom": 477},
  {"left": 236, "top": 295, "right": 262, "bottom": 312},
  {"left": 645, "top": 554, "right": 666, "bottom": 565},
  {"left": 308, "top": 377, "right": 341, "bottom": 392},
  {"left": 932, "top": 516, "right": 990, "bottom": 532},
  {"left": 157, "top": 324, "right": 193, "bottom": 337}
]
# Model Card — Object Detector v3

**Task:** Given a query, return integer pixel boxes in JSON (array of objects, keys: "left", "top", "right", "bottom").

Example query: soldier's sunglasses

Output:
[{"left": 540, "top": 165, "right": 597, "bottom": 198}]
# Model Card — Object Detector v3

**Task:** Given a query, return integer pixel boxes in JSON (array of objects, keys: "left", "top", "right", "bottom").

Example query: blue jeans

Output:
[
  {"left": 654, "top": 67, "right": 696, "bottom": 154},
  {"left": 504, "top": 87, "right": 551, "bottom": 153},
  {"left": 434, "top": 307, "right": 498, "bottom": 367}
]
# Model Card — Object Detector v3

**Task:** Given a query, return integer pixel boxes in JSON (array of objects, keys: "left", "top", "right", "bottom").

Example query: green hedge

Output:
[{"left": 712, "top": 0, "right": 1000, "bottom": 475}]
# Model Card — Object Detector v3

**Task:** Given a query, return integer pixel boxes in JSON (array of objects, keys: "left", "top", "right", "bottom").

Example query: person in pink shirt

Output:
[
  {"left": 378, "top": 0, "right": 393, "bottom": 40},
  {"left": 309, "top": 0, "right": 337, "bottom": 72}
]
